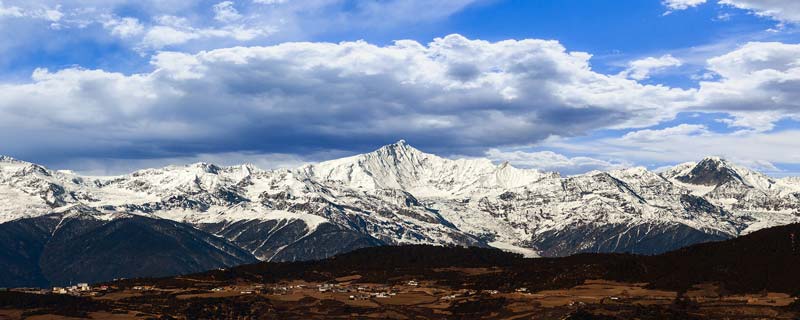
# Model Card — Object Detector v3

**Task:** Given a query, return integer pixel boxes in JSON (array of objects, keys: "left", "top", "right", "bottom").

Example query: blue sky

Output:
[{"left": 1, "top": 0, "right": 800, "bottom": 176}]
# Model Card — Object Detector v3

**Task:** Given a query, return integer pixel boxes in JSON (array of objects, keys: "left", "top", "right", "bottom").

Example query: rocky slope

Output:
[
  {"left": 0, "top": 206, "right": 257, "bottom": 287},
  {"left": 1, "top": 141, "right": 799, "bottom": 285}
]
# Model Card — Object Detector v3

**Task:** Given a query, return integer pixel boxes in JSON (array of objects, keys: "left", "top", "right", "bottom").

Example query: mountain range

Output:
[{"left": 1, "top": 140, "right": 799, "bottom": 287}]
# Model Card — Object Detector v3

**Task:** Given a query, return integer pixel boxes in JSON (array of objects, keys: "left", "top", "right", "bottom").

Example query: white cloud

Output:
[
  {"left": 694, "top": 42, "right": 800, "bottom": 130},
  {"left": 138, "top": 15, "right": 275, "bottom": 49},
  {"left": 486, "top": 149, "right": 629, "bottom": 175},
  {"left": 150, "top": 51, "right": 206, "bottom": 80},
  {"left": 715, "top": 112, "right": 785, "bottom": 131},
  {"left": 253, "top": 0, "right": 288, "bottom": 5},
  {"left": 213, "top": 1, "right": 242, "bottom": 22},
  {"left": 0, "top": 1, "right": 61, "bottom": 22},
  {"left": 60, "top": 152, "right": 314, "bottom": 176},
  {"left": 621, "top": 124, "right": 710, "bottom": 141},
  {"left": 744, "top": 159, "right": 781, "bottom": 172},
  {"left": 663, "top": 0, "right": 707, "bottom": 11},
  {"left": 0, "top": 2, "right": 23, "bottom": 17},
  {"left": 666, "top": 0, "right": 800, "bottom": 23},
  {"left": 549, "top": 126, "right": 800, "bottom": 174},
  {"left": 352, "top": 0, "right": 481, "bottom": 24},
  {"left": 619, "top": 54, "right": 683, "bottom": 80},
  {"left": 716, "top": 12, "right": 733, "bottom": 21},
  {"left": 103, "top": 16, "right": 144, "bottom": 38},
  {"left": 41, "top": 6, "right": 61, "bottom": 21},
  {"left": 719, "top": 0, "right": 800, "bottom": 23},
  {"left": 141, "top": 25, "right": 201, "bottom": 48}
]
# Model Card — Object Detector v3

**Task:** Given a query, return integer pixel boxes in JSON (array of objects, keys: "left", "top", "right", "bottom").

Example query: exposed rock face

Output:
[
  {"left": 1, "top": 141, "right": 799, "bottom": 286},
  {"left": 197, "top": 220, "right": 384, "bottom": 261},
  {"left": 530, "top": 222, "right": 730, "bottom": 257},
  {"left": 675, "top": 157, "right": 744, "bottom": 186}
]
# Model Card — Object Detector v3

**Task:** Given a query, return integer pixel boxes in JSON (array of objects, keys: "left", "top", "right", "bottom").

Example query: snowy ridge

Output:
[
  {"left": 303, "top": 140, "right": 553, "bottom": 198},
  {"left": 1, "top": 142, "right": 799, "bottom": 259}
]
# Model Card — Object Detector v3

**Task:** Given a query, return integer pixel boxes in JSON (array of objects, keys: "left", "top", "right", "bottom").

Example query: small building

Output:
[
  {"left": 318, "top": 284, "right": 336, "bottom": 292},
  {"left": 52, "top": 287, "right": 67, "bottom": 294},
  {"left": 407, "top": 280, "right": 419, "bottom": 286}
]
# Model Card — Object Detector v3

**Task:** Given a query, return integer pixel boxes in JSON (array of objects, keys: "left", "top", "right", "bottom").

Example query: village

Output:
[
  {"left": 3, "top": 283, "right": 111, "bottom": 297},
  {"left": 116, "top": 277, "right": 649, "bottom": 309},
  {"left": 2, "top": 275, "right": 799, "bottom": 320},
  {"left": 196, "top": 279, "right": 457, "bottom": 301},
  {"left": 1, "top": 278, "right": 494, "bottom": 300},
  {"left": 2, "top": 277, "right": 796, "bottom": 316}
]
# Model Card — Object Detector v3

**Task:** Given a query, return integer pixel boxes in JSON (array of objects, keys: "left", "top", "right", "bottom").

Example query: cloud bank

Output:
[
  {"left": 0, "top": 34, "right": 694, "bottom": 165},
  {"left": 485, "top": 149, "right": 630, "bottom": 175}
]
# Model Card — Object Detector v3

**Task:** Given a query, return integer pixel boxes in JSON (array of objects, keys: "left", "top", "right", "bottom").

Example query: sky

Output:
[{"left": 1, "top": 0, "right": 800, "bottom": 176}]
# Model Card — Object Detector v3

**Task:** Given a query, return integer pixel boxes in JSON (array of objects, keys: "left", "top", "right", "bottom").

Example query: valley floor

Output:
[{"left": 1, "top": 277, "right": 798, "bottom": 319}]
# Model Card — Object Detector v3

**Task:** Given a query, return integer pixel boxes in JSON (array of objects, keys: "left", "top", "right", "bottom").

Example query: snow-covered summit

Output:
[
  {"left": 303, "top": 140, "right": 553, "bottom": 197},
  {"left": 664, "top": 156, "right": 791, "bottom": 195},
  {"left": 0, "top": 155, "right": 20, "bottom": 163}
]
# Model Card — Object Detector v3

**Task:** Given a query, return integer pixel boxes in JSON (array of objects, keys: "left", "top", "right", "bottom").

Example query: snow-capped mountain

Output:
[
  {"left": 1, "top": 141, "right": 799, "bottom": 286},
  {"left": 302, "top": 140, "right": 554, "bottom": 197}
]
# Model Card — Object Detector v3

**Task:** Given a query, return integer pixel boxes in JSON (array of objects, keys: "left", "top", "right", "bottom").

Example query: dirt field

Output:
[{"left": 2, "top": 277, "right": 798, "bottom": 319}]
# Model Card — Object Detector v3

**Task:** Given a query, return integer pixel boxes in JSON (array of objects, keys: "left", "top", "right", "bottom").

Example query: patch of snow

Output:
[{"left": 488, "top": 241, "right": 540, "bottom": 258}]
